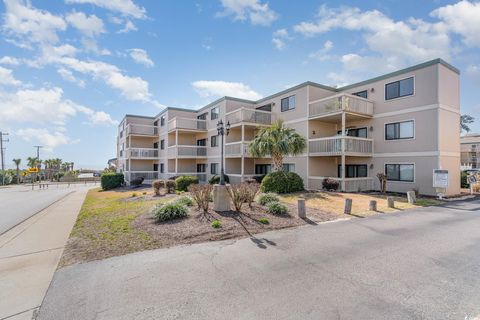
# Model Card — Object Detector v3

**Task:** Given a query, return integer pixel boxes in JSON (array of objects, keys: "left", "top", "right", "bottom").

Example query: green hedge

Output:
[
  {"left": 153, "top": 202, "right": 188, "bottom": 222},
  {"left": 175, "top": 175, "right": 199, "bottom": 191},
  {"left": 261, "top": 171, "right": 304, "bottom": 194},
  {"left": 208, "top": 174, "right": 230, "bottom": 184},
  {"left": 101, "top": 173, "right": 124, "bottom": 190},
  {"left": 461, "top": 171, "right": 469, "bottom": 188}
]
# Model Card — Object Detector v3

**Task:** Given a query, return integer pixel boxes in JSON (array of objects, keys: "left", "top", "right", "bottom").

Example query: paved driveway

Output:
[
  {"left": 37, "top": 199, "right": 480, "bottom": 320},
  {"left": 0, "top": 184, "right": 92, "bottom": 235}
]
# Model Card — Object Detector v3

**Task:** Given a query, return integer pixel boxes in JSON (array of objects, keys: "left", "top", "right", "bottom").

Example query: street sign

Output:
[
  {"left": 28, "top": 167, "right": 39, "bottom": 173},
  {"left": 468, "top": 174, "right": 477, "bottom": 184},
  {"left": 433, "top": 169, "right": 449, "bottom": 188}
]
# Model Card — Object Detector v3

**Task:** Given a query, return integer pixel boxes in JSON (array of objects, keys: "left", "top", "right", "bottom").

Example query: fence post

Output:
[
  {"left": 297, "top": 197, "right": 306, "bottom": 219},
  {"left": 407, "top": 191, "right": 416, "bottom": 204},
  {"left": 369, "top": 200, "right": 377, "bottom": 211},
  {"left": 344, "top": 198, "right": 352, "bottom": 215},
  {"left": 387, "top": 197, "right": 394, "bottom": 208}
]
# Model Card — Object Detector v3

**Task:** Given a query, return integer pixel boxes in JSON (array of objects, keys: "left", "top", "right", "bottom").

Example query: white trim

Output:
[{"left": 374, "top": 151, "right": 438, "bottom": 157}]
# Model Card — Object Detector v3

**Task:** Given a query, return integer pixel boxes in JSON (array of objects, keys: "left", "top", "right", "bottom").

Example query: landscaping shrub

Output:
[
  {"left": 153, "top": 202, "right": 188, "bottom": 222},
  {"left": 188, "top": 184, "right": 213, "bottom": 212},
  {"left": 100, "top": 173, "right": 124, "bottom": 190},
  {"left": 461, "top": 171, "right": 468, "bottom": 188},
  {"left": 165, "top": 180, "right": 176, "bottom": 193},
  {"left": 130, "top": 177, "right": 144, "bottom": 186},
  {"left": 258, "top": 193, "right": 279, "bottom": 205},
  {"left": 142, "top": 192, "right": 147, "bottom": 195},
  {"left": 261, "top": 171, "right": 303, "bottom": 194},
  {"left": 226, "top": 183, "right": 249, "bottom": 211},
  {"left": 266, "top": 202, "right": 288, "bottom": 215},
  {"left": 152, "top": 180, "right": 165, "bottom": 196},
  {"left": 175, "top": 196, "right": 193, "bottom": 207},
  {"left": 211, "top": 220, "right": 222, "bottom": 228},
  {"left": 175, "top": 175, "right": 199, "bottom": 191},
  {"left": 244, "top": 182, "right": 260, "bottom": 208},
  {"left": 377, "top": 173, "right": 387, "bottom": 193},
  {"left": 131, "top": 193, "right": 137, "bottom": 197},
  {"left": 322, "top": 178, "right": 339, "bottom": 191},
  {"left": 259, "top": 218, "right": 269, "bottom": 224},
  {"left": 208, "top": 174, "right": 229, "bottom": 184}
]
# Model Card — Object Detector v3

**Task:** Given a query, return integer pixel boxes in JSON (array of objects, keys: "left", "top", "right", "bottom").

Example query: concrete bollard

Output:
[
  {"left": 344, "top": 198, "right": 352, "bottom": 215},
  {"left": 297, "top": 197, "right": 306, "bottom": 219},
  {"left": 407, "top": 191, "right": 416, "bottom": 204},
  {"left": 387, "top": 197, "right": 395, "bottom": 208},
  {"left": 369, "top": 200, "right": 377, "bottom": 211}
]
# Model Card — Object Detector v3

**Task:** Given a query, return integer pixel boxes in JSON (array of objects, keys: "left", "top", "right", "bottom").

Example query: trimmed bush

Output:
[
  {"left": 175, "top": 175, "right": 199, "bottom": 191},
  {"left": 175, "top": 196, "right": 194, "bottom": 207},
  {"left": 152, "top": 180, "right": 165, "bottom": 196},
  {"left": 266, "top": 202, "right": 288, "bottom": 215},
  {"left": 259, "top": 218, "right": 269, "bottom": 224},
  {"left": 260, "top": 171, "right": 304, "bottom": 194},
  {"left": 258, "top": 193, "right": 279, "bottom": 205},
  {"left": 253, "top": 175, "right": 266, "bottom": 183},
  {"left": 101, "top": 173, "right": 124, "bottom": 190},
  {"left": 461, "top": 171, "right": 468, "bottom": 188},
  {"left": 211, "top": 220, "right": 222, "bottom": 229},
  {"left": 188, "top": 184, "right": 213, "bottom": 212},
  {"left": 153, "top": 202, "right": 188, "bottom": 222},
  {"left": 208, "top": 174, "right": 230, "bottom": 184},
  {"left": 165, "top": 180, "right": 176, "bottom": 193},
  {"left": 322, "top": 178, "right": 339, "bottom": 191}
]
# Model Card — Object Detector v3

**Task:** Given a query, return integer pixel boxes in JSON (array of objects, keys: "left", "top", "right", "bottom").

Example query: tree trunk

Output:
[{"left": 272, "top": 153, "right": 284, "bottom": 172}]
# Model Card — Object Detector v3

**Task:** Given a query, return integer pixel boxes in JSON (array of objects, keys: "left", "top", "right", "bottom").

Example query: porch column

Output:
[
  {"left": 341, "top": 111, "right": 346, "bottom": 192},
  {"left": 175, "top": 130, "right": 178, "bottom": 174},
  {"left": 241, "top": 125, "right": 245, "bottom": 181}
]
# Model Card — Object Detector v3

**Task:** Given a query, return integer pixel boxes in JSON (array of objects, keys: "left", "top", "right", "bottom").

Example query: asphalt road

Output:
[
  {"left": 37, "top": 199, "right": 480, "bottom": 320},
  {"left": 0, "top": 184, "right": 92, "bottom": 235}
]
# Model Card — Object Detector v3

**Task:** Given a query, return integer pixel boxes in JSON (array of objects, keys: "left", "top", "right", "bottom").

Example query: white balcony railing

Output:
[
  {"left": 309, "top": 136, "right": 373, "bottom": 156},
  {"left": 225, "top": 142, "right": 251, "bottom": 157},
  {"left": 168, "top": 117, "right": 207, "bottom": 131},
  {"left": 127, "top": 148, "right": 158, "bottom": 158},
  {"left": 127, "top": 171, "right": 159, "bottom": 182},
  {"left": 309, "top": 94, "right": 374, "bottom": 118},
  {"left": 226, "top": 108, "right": 275, "bottom": 125},
  {"left": 308, "top": 177, "right": 374, "bottom": 192},
  {"left": 167, "top": 145, "right": 207, "bottom": 158},
  {"left": 126, "top": 124, "right": 158, "bottom": 136}
]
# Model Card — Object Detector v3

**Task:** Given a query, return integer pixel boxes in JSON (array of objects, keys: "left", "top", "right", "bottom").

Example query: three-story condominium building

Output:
[
  {"left": 461, "top": 134, "right": 480, "bottom": 170},
  {"left": 117, "top": 58, "right": 461, "bottom": 196}
]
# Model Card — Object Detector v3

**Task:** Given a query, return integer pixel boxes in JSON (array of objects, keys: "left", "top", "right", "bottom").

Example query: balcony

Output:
[
  {"left": 309, "top": 136, "right": 373, "bottom": 156},
  {"left": 168, "top": 117, "right": 207, "bottom": 132},
  {"left": 226, "top": 108, "right": 275, "bottom": 126},
  {"left": 167, "top": 145, "right": 207, "bottom": 158},
  {"left": 126, "top": 124, "right": 158, "bottom": 137},
  {"left": 309, "top": 93, "right": 373, "bottom": 119},
  {"left": 308, "top": 177, "right": 374, "bottom": 192},
  {"left": 126, "top": 148, "right": 158, "bottom": 159},
  {"left": 225, "top": 141, "right": 251, "bottom": 157}
]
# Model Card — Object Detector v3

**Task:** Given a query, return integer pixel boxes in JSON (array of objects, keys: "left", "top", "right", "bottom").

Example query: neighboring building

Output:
[
  {"left": 461, "top": 134, "right": 480, "bottom": 170},
  {"left": 117, "top": 58, "right": 461, "bottom": 196}
]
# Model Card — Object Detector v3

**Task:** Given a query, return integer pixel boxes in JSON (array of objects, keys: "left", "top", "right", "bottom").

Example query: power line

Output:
[{"left": 0, "top": 131, "right": 9, "bottom": 186}]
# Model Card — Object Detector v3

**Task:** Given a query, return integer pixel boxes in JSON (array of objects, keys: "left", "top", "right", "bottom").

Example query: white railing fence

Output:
[
  {"left": 309, "top": 137, "right": 373, "bottom": 155},
  {"left": 226, "top": 108, "right": 274, "bottom": 125},
  {"left": 167, "top": 145, "right": 207, "bottom": 157},
  {"left": 168, "top": 117, "right": 207, "bottom": 131},
  {"left": 128, "top": 148, "right": 158, "bottom": 158},
  {"left": 225, "top": 142, "right": 251, "bottom": 157},
  {"left": 309, "top": 94, "right": 373, "bottom": 118},
  {"left": 126, "top": 124, "right": 158, "bottom": 136}
]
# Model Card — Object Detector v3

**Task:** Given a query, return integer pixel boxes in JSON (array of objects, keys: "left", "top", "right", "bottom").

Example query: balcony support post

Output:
[
  {"left": 341, "top": 112, "right": 346, "bottom": 192},
  {"left": 175, "top": 130, "right": 178, "bottom": 174},
  {"left": 241, "top": 125, "right": 245, "bottom": 181}
]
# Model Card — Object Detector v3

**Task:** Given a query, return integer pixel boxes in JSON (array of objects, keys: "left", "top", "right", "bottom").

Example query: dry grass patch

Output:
[{"left": 279, "top": 192, "right": 440, "bottom": 217}]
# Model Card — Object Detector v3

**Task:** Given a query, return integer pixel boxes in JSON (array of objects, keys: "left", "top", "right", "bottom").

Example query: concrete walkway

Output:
[{"left": 0, "top": 189, "right": 89, "bottom": 320}]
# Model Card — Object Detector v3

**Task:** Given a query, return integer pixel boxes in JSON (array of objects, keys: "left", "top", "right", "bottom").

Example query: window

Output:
[
  {"left": 353, "top": 90, "right": 368, "bottom": 99},
  {"left": 211, "top": 135, "right": 218, "bottom": 147},
  {"left": 160, "top": 163, "right": 164, "bottom": 173},
  {"left": 255, "top": 164, "right": 271, "bottom": 175},
  {"left": 211, "top": 163, "right": 219, "bottom": 175},
  {"left": 160, "top": 140, "right": 165, "bottom": 150},
  {"left": 281, "top": 95, "right": 296, "bottom": 112},
  {"left": 153, "top": 163, "right": 158, "bottom": 172},
  {"left": 256, "top": 103, "right": 272, "bottom": 112},
  {"left": 385, "top": 77, "right": 414, "bottom": 100},
  {"left": 385, "top": 120, "right": 414, "bottom": 140},
  {"left": 160, "top": 116, "right": 165, "bottom": 126},
  {"left": 283, "top": 164, "right": 295, "bottom": 172},
  {"left": 385, "top": 164, "right": 414, "bottom": 182},
  {"left": 197, "top": 163, "right": 207, "bottom": 173},
  {"left": 211, "top": 106, "right": 219, "bottom": 120},
  {"left": 197, "top": 113, "right": 207, "bottom": 120},
  {"left": 153, "top": 142, "right": 158, "bottom": 149},
  {"left": 338, "top": 165, "right": 368, "bottom": 178},
  {"left": 337, "top": 127, "right": 367, "bottom": 138},
  {"left": 197, "top": 139, "right": 207, "bottom": 146}
]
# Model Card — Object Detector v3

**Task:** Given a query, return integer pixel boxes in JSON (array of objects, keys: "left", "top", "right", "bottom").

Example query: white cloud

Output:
[
  {"left": 65, "top": 0, "right": 147, "bottom": 19},
  {"left": 118, "top": 20, "right": 138, "bottom": 33},
  {"left": 3, "top": 0, "right": 67, "bottom": 46},
  {"left": 75, "top": 105, "right": 118, "bottom": 126},
  {"left": 272, "top": 28, "right": 291, "bottom": 50},
  {"left": 0, "top": 66, "right": 22, "bottom": 86},
  {"left": 272, "top": 38, "right": 285, "bottom": 51},
  {"left": 431, "top": 0, "right": 480, "bottom": 47},
  {"left": 66, "top": 11, "right": 105, "bottom": 37},
  {"left": 308, "top": 40, "right": 333, "bottom": 61},
  {"left": 218, "top": 0, "right": 278, "bottom": 26},
  {"left": 0, "top": 56, "right": 20, "bottom": 65},
  {"left": 15, "top": 128, "right": 74, "bottom": 151},
  {"left": 192, "top": 80, "right": 262, "bottom": 100},
  {"left": 57, "top": 67, "right": 86, "bottom": 87},
  {"left": 128, "top": 48, "right": 154, "bottom": 67}
]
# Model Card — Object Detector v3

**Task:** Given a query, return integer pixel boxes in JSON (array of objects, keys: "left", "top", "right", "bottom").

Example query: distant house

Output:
[{"left": 461, "top": 134, "right": 480, "bottom": 170}]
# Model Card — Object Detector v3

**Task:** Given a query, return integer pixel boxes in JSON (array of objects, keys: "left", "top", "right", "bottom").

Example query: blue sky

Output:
[{"left": 1, "top": 0, "right": 479, "bottom": 169}]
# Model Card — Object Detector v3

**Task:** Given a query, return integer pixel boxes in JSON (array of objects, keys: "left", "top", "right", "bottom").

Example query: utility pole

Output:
[
  {"left": 33, "top": 145, "right": 43, "bottom": 186},
  {"left": 0, "top": 131, "right": 9, "bottom": 186}
]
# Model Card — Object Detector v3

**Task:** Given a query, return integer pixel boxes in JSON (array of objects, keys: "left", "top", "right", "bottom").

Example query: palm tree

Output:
[
  {"left": 248, "top": 119, "right": 306, "bottom": 171},
  {"left": 12, "top": 159, "right": 21, "bottom": 184},
  {"left": 26, "top": 156, "right": 38, "bottom": 168}
]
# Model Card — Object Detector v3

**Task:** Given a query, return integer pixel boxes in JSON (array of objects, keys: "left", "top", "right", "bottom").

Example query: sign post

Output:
[{"left": 433, "top": 169, "right": 449, "bottom": 200}]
